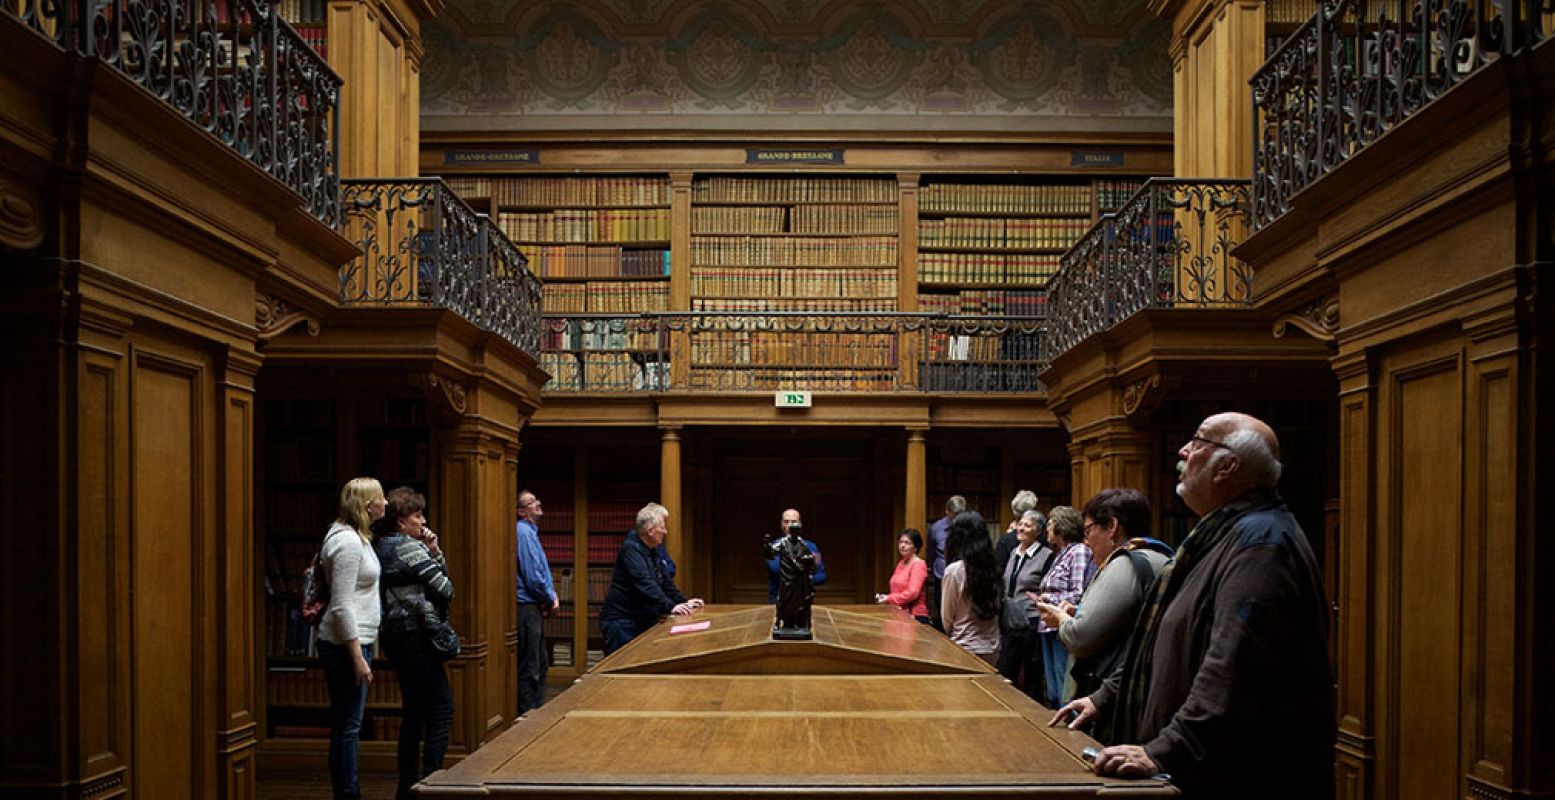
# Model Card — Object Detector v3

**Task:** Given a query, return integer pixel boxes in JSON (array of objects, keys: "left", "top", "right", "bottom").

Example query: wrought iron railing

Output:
[
  {"left": 1251, "top": 0, "right": 1552, "bottom": 227},
  {"left": 6, "top": 0, "right": 343, "bottom": 227},
  {"left": 341, "top": 179, "right": 544, "bottom": 354},
  {"left": 1045, "top": 179, "right": 1254, "bottom": 359},
  {"left": 540, "top": 312, "right": 1048, "bottom": 394}
]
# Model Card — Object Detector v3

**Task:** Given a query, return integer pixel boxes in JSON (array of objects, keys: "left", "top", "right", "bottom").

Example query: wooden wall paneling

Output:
[
  {"left": 215, "top": 348, "right": 261, "bottom": 799},
  {"left": 501, "top": 439, "right": 520, "bottom": 721},
  {"left": 1379, "top": 339, "right": 1464, "bottom": 800},
  {"left": 75, "top": 315, "right": 134, "bottom": 799},
  {"left": 1332, "top": 346, "right": 1376, "bottom": 800},
  {"left": 129, "top": 345, "right": 210, "bottom": 798},
  {"left": 434, "top": 437, "right": 480, "bottom": 752},
  {"left": 1462, "top": 324, "right": 1519, "bottom": 793}
]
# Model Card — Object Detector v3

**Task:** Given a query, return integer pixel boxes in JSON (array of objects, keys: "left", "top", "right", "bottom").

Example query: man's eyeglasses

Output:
[{"left": 1189, "top": 434, "right": 1232, "bottom": 452}]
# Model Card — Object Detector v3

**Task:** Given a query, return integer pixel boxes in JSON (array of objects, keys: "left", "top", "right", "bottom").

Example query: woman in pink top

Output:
[{"left": 875, "top": 528, "right": 929, "bottom": 622}]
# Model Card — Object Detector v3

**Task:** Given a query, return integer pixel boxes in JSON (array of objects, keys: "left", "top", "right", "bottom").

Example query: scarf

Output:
[{"left": 1101, "top": 487, "right": 1281, "bottom": 745}]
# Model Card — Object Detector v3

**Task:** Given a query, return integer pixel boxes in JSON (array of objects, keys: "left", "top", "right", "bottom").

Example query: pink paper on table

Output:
[{"left": 669, "top": 621, "right": 711, "bottom": 634}]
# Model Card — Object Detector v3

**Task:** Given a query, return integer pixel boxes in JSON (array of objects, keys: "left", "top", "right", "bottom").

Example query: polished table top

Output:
[{"left": 418, "top": 605, "right": 1176, "bottom": 798}]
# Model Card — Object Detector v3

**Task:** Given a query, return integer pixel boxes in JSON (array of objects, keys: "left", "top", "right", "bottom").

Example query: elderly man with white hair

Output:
[
  {"left": 1051, "top": 412, "right": 1335, "bottom": 800},
  {"left": 598, "top": 503, "right": 703, "bottom": 656}
]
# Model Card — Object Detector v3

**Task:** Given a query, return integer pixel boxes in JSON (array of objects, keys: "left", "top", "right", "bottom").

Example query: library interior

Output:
[{"left": 1, "top": 0, "right": 1552, "bottom": 798}]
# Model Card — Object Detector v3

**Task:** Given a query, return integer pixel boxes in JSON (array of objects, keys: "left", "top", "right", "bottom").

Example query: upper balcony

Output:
[
  {"left": 1042, "top": 178, "right": 1255, "bottom": 361},
  {"left": 7, "top": 0, "right": 343, "bottom": 227},
  {"left": 1251, "top": 0, "right": 1552, "bottom": 229},
  {"left": 339, "top": 178, "right": 545, "bottom": 355}
]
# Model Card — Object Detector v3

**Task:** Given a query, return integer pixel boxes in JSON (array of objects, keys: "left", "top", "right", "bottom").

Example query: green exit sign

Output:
[{"left": 775, "top": 391, "right": 812, "bottom": 408}]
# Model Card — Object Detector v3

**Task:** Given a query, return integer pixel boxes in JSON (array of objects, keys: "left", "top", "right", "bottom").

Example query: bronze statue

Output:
[{"left": 765, "top": 523, "right": 816, "bottom": 639}]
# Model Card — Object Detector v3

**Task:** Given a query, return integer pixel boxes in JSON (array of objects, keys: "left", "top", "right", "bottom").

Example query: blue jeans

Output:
[
  {"left": 1040, "top": 631, "right": 1069, "bottom": 709},
  {"left": 320, "top": 639, "right": 373, "bottom": 800}
]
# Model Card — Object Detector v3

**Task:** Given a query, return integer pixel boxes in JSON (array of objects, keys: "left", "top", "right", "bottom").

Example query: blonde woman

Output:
[{"left": 318, "top": 477, "right": 385, "bottom": 800}]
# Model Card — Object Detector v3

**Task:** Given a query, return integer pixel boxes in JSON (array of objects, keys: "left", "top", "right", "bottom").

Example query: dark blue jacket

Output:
[{"left": 599, "top": 530, "right": 686, "bottom": 630}]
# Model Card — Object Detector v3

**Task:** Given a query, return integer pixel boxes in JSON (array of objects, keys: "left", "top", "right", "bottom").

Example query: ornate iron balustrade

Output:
[
  {"left": 6, "top": 0, "right": 342, "bottom": 226},
  {"left": 341, "top": 179, "right": 544, "bottom": 354},
  {"left": 540, "top": 312, "right": 1049, "bottom": 394},
  {"left": 1045, "top": 179, "right": 1254, "bottom": 359},
  {"left": 1251, "top": 0, "right": 1552, "bottom": 227}
]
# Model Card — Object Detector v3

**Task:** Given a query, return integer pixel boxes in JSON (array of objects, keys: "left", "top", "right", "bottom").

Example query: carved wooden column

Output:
[
  {"left": 425, "top": 373, "right": 523, "bottom": 749},
  {"left": 660, "top": 426, "right": 685, "bottom": 588}
]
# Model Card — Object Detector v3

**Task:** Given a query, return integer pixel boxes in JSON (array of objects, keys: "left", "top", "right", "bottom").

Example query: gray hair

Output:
[
  {"left": 1020, "top": 509, "right": 1047, "bottom": 530},
  {"left": 1010, "top": 490, "right": 1038, "bottom": 516},
  {"left": 945, "top": 495, "right": 968, "bottom": 515},
  {"left": 635, "top": 502, "right": 669, "bottom": 534},
  {"left": 1212, "top": 428, "right": 1284, "bottom": 488}
]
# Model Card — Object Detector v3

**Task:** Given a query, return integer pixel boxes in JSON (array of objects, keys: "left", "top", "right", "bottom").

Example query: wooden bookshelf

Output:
[
  {"left": 259, "top": 396, "right": 431, "bottom": 748},
  {"left": 278, "top": 0, "right": 328, "bottom": 59}
]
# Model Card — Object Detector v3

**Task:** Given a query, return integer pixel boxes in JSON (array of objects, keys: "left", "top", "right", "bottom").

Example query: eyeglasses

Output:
[
  {"left": 1189, "top": 434, "right": 1232, "bottom": 452},
  {"left": 1082, "top": 520, "right": 1101, "bottom": 534}
]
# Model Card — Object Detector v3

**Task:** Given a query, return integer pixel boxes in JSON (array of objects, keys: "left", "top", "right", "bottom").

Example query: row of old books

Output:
[
  {"left": 495, "top": 177, "right": 670, "bottom": 208},
  {"left": 499, "top": 208, "right": 671, "bottom": 243},
  {"left": 691, "top": 235, "right": 897, "bottom": 266},
  {"left": 918, "top": 252, "right": 1061, "bottom": 285},
  {"left": 921, "top": 183, "right": 1092, "bottom": 215},
  {"left": 542, "top": 325, "right": 661, "bottom": 353},
  {"left": 522, "top": 245, "right": 670, "bottom": 278},
  {"left": 543, "top": 281, "right": 670, "bottom": 314},
  {"left": 690, "top": 298, "right": 897, "bottom": 312},
  {"left": 917, "top": 290, "right": 1047, "bottom": 316},
  {"left": 687, "top": 367, "right": 897, "bottom": 392},
  {"left": 540, "top": 352, "right": 668, "bottom": 392},
  {"left": 693, "top": 176, "right": 897, "bottom": 204},
  {"left": 920, "top": 217, "right": 1089, "bottom": 250},
  {"left": 689, "top": 331, "right": 898, "bottom": 368},
  {"left": 690, "top": 267, "right": 897, "bottom": 299},
  {"left": 923, "top": 332, "right": 1043, "bottom": 362},
  {"left": 690, "top": 205, "right": 898, "bottom": 234},
  {"left": 268, "top": 666, "right": 399, "bottom": 707},
  {"left": 1095, "top": 178, "right": 1148, "bottom": 212},
  {"left": 278, "top": 0, "right": 327, "bottom": 23},
  {"left": 291, "top": 24, "right": 327, "bottom": 59}
]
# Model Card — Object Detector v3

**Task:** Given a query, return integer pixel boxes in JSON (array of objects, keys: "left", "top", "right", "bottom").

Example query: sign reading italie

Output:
[
  {"left": 443, "top": 149, "right": 541, "bottom": 166},
  {"left": 1070, "top": 150, "right": 1126, "bottom": 167},
  {"left": 746, "top": 148, "right": 845, "bottom": 165}
]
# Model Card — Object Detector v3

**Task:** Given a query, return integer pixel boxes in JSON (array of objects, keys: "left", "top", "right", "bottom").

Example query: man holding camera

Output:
[{"left": 765, "top": 508, "right": 826, "bottom": 603}]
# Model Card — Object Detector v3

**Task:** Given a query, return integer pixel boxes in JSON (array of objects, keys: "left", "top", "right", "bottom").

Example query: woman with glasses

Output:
[
  {"left": 1026, "top": 505, "right": 1093, "bottom": 708},
  {"left": 1036, "top": 488, "right": 1173, "bottom": 704}
]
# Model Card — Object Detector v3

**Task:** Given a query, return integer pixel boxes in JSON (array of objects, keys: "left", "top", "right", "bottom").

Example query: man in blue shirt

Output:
[
  {"left": 599, "top": 503, "right": 703, "bottom": 655},
  {"left": 515, "top": 490, "right": 558, "bottom": 714},
  {"left": 766, "top": 508, "right": 826, "bottom": 603}
]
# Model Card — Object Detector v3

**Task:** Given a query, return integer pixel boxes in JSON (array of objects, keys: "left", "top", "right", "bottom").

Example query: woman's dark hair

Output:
[
  {"left": 384, "top": 486, "right": 426, "bottom": 524},
  {"left": 946, "top": 511, "right": 1000, "bottom": 620},
  {"left": 898, "top": 528, "right": 923, "bottom": 550},
  {"left": 1082, "top": 488, "right": 1151, "bottom": 540}
]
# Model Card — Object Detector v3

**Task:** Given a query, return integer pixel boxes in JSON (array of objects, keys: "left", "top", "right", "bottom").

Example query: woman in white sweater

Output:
[{"left": 318, "top": 477, "right": 386, "bottom": 800}]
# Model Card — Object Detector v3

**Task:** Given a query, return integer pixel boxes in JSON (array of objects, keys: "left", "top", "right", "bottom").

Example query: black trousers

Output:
[
  {"left": 384, "top": 633, "right": 453, "bottom": 800},
  {"left": 996, "top": 623, "right": 1044, "bottom": 704},
  {"left": 516, "top": 602, "right": 548, "bottom": 713}
]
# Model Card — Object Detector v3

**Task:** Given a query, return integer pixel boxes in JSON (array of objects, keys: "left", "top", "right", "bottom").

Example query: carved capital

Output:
[
  {"left": 1273, "top": 293, "right": 1340, "bottom": 343},
  {"left": 0, "top": 176, "right": 44, "bottom": 251},
  {"left": 1121, "top": 373, "right": 1164, "bottom": 419},
  {"left": 255, "top": 294, "right": 320, "bottom": 343},
  {"left": 411, "top": 371, "right": 469, "bottom": 426}
]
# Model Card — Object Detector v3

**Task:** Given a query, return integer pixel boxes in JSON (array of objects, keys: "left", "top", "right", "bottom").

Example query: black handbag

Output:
[
  {"left": 427, "top": 616, "right": 460, "bottom": 661},
  {"left": 1000, "top": 595, "right": 1031, "bottom": 633}
]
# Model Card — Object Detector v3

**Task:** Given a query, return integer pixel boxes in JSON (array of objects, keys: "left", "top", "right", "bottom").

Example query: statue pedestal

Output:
[{"left": 771, "top": 625, "right": 813, "bottom": 641}]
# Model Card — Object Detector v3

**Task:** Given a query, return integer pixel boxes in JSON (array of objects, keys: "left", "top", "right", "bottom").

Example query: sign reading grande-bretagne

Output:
[
  {"left": 746, "top": 148, "right": 844, "bottom": 165},
  {"left": 775, "top": 391, "right": 812, "bottom": 408}
]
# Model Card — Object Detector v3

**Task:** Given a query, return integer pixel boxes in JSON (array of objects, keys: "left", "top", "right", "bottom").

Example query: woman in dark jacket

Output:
[{"left": 372, "top": 486, "right": 455, "bottom": 800}]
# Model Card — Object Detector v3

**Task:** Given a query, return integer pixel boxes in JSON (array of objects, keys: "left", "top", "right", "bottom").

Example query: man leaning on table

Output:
[{"left": 598, "top": 502, "right": 703, "bottom": 655}]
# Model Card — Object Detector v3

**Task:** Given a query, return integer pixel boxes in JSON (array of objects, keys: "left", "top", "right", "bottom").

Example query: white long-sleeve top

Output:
[{"left": 317, "top": 521, "right": 381, "bottom": 646}]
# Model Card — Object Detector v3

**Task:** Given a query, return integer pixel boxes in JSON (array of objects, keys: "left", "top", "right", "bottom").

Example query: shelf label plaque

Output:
[{"left": 775, "top": 391, "right": 812, "bottom": 408}]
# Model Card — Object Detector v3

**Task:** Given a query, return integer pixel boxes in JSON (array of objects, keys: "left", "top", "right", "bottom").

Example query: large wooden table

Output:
[{"left": 418, "top": 606, "right": 1176, "bottom": 798}]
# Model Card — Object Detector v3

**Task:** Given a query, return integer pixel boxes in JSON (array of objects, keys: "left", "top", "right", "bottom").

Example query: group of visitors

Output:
[{"left": 316, "top": 479, "right": 454, "bottom": 800}]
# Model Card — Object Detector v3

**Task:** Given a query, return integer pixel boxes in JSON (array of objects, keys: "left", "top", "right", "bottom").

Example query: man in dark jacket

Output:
[
  {"left": 598, "top": 502, "right": 703, "bottom": 655},
  {"left": 1052, "top": 412, "right": 1335, "bottom": 800}
]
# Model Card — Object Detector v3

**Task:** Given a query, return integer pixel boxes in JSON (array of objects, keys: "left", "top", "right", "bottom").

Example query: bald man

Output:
[
  {"left": 1052, "top": 412, "right": 1335, "bottom": 800},
  {"left": 765, "top": 509, "right": 826, "bottom": 603}
]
